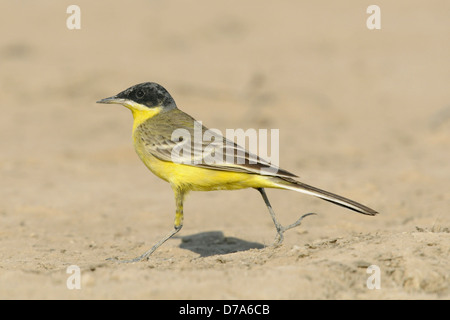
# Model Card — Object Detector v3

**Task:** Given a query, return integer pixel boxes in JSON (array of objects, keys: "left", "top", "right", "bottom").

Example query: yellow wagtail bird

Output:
[{"left": 97, "top": 82, "right": 377, "bottom": 262}]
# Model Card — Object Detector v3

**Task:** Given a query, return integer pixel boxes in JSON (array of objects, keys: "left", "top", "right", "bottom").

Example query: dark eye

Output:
[{"left": 135, "top": 90, "right": 145, "bottom": 99}]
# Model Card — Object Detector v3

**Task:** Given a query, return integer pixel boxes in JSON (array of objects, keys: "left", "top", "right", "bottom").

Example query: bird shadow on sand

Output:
[{"left": 175, "top": 231, "right": 265, "bottom": 257}]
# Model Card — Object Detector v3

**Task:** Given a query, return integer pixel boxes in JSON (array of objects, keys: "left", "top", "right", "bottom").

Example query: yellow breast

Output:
[{"left": 130, "top": 108, "right": 275, "bottom": 192}]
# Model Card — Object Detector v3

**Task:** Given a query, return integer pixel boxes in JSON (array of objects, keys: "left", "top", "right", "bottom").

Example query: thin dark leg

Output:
[
  {"left": 108, "top": 188, "right": 185, "bottom": 263},
  {"left": 256, "top": 188, "right": 316, "bottom": 246}
]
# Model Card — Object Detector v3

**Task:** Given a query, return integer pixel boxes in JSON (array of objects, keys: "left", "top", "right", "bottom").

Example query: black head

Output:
[{"left": 97, "top": 82, "right": 177, "bottom": 110}]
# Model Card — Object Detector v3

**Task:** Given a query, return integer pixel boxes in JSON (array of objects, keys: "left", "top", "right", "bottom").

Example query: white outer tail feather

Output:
[{"left": 272, "top": 178, "right": 378, "bottom": 216}]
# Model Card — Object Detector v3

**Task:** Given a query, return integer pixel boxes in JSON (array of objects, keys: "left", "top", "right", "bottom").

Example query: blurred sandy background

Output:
[{"left": 0, "top": 0, "right": 449, "bottom": 299}]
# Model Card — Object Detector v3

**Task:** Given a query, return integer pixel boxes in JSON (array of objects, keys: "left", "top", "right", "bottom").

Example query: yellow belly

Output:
[
  {"left": 133, "top": 133, "right": 273, "bottom": 192},
  {"left": 129, "top": 107, "right": 276, "bottom": 192}
]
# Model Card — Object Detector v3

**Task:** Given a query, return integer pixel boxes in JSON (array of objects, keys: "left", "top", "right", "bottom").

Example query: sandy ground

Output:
[{"left": 1, "top": 1, "right": 449, "bottom": 299}]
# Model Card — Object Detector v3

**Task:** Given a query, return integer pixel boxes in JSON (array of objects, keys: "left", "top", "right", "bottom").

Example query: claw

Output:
[
  {"left": 272, "top": 212, "right": 317, "bottom": 246},
  {"left": 283, "top": 212, "right": 317, "bottom": 231}
]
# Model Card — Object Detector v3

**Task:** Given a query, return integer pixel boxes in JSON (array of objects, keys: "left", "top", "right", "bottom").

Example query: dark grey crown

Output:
[{"left": 116, "top": 82, "right": 177, "bottom": 109}]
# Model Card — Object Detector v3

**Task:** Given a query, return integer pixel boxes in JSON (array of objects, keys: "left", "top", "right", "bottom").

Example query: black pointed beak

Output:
[{"left": 96, "top": 96, "right": 127, "bottom": 104}]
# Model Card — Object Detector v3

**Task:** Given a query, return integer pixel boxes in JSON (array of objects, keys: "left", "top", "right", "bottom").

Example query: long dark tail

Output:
[{"left": 271, "top": 177, "right": 378, "bottom": 216}]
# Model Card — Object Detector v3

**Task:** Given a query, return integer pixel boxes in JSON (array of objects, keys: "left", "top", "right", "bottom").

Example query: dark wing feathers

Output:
[{"left": 137, "top": 110, "right": 297, "bottom": 178}]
